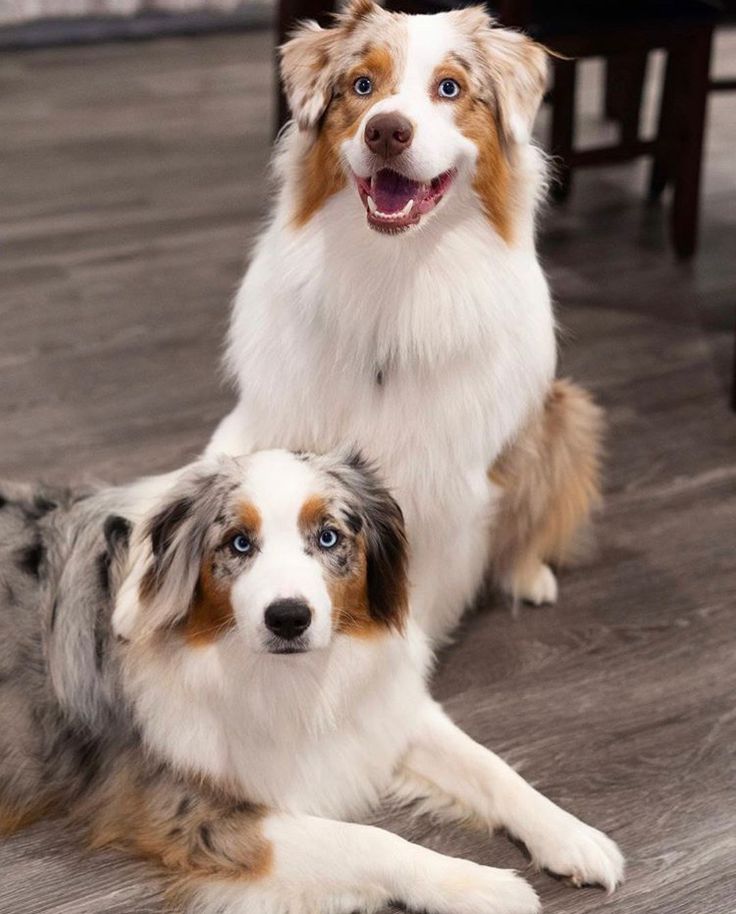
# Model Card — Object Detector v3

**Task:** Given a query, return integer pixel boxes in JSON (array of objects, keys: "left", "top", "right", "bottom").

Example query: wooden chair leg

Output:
[
  {"left": 670, "top": 27, "right": 713, "bottom": 260},
  {"left": 605, "top": 53, "right": 647, "bottom": 146},
  {"left": 649, "top": 48, "right": 682, "bottom": 202},
  {"left": 604, "top": 56, "right": 626, "bottom": 121},
  {"left": 549, "top": 57, "right": 577, "bottom": 203},
  {"left": 619, "top": 53, "right": 648, "bottom": 146},
  {"left": 274, "top": 0, "right": 336, "bottom": 134}
]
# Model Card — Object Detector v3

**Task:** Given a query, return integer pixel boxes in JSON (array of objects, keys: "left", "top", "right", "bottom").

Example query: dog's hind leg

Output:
[{"left": 489, "top": 379, "right": 604, "bottom": 606}]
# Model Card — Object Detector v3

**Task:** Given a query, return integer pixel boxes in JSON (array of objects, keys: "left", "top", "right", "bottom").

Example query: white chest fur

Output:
[{"left": 124, "top": 627, "right": 431, "bottom": 819}]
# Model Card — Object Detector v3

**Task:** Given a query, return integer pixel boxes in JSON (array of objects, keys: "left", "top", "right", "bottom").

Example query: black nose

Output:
[
  {"left": 264, "top": 599, "right": 312, "bottom": 641},
  {"left": 364, "top": 112, "right": 414, "bottom": 158}
]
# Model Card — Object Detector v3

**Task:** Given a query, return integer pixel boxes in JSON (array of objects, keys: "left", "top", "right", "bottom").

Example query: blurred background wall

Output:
[{"left": 1, "top": 0, "right": 262, "bottom": 27}]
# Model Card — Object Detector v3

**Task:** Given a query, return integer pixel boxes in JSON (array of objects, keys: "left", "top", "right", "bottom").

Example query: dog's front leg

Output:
[
  {"left": 394, "top": 700, "right": 624, "bottom": 892},
  {"left": 186, "top": 813, "right": 540, "bottom": 914},
  {"left": 88, "top": 763, "right": 537, "bottom": 914}
]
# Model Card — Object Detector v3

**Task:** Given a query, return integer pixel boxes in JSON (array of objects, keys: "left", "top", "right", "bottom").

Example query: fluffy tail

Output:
[{"left": 489, "top": 379, "right": 604, "bottom": 598}]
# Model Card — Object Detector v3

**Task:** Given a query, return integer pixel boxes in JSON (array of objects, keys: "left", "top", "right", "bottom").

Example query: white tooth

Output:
[{"left": 371, "top": 199, "right": 414, "bottom": 220}]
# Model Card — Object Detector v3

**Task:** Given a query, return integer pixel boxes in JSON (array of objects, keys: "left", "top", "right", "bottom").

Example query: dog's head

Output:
[
  {"left": 282, "top": 0, "right": 546, "bottom": 239},
  {"left": 113, "top": 450, "right": 408, "bottom": 655}
]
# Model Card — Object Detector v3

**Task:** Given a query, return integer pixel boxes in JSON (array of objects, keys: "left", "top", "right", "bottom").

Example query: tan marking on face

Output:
[
  {"left": 238, "top": 501, "right": 262, "bottom": 537},
  {"left": 433, "top": 57, "right": 512, "bottom": 242},
  {"left": 298, "top": 495, "right": 390, "bottom": 638},
  {"left": 182, "top": 500, "right": 261, "bottom": 646},
  {"left": 298, "top": 494, "right": 329, "bottom": 532},
  {"left": 292, "top": 42, "right": 401, "bottom": 227},
  {"left": 182, "top": 561, "right": 234, "bottom": 646},
  {"left": 326, "top": 534, "right": 379, "bottom": 637}
]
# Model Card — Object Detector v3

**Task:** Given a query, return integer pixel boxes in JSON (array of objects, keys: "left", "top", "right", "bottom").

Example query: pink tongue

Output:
[{"left": 371, "top": 169, "right": 423, "bottom": 214}]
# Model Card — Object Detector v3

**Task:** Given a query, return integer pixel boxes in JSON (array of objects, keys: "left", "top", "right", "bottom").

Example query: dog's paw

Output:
[
  {"left": 506, "top": 562, "right": 558, "bottom": 606},
  {"left": 524, "top": 812, "right": 624, "bottom": 893},
  {"left": 417, "top": 861, "right": 540, "bottom": 914}
]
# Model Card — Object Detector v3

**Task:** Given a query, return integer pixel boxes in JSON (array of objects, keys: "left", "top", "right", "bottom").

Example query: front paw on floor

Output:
[{"left": 528, "top": 817, "right": 625, "bottom": 893}]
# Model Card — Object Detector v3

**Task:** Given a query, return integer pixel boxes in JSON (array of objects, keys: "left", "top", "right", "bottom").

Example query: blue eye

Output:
[
  {"left": 354, "top": 76, "right": 373, "bottom": 96},
  {"left": 318, "top": 528, "right": 340, "bottom": 549},
  {"left": 231, "top": 533, "right": 252, "bottom": 555},
  {"left": 438, "top": 78, "right": 461, "bottom": 99}
]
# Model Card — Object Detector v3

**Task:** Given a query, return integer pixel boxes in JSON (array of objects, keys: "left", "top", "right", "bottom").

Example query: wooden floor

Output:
[{"left": 1, "top": 28, "right": 735, "bottom": 914}]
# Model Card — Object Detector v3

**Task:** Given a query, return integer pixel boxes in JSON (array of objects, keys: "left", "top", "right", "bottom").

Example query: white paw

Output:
[
  {"left": 507, "top": 562, "right": 558, "bottom": 606},
  {"left": 524, "top": 812, "right": 624, "bottom": 893},
  {"left": 420, "top": 861, "right": 540, "bottom": 914}
]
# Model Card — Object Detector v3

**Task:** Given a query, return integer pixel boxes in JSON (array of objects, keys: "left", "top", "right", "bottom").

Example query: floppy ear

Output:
[
  {"left": 112, "top": 464, "right": 234, "bottom": 641},
  {"left": 482, "top": 24, "right": 547, "bottom": 146},
  {"left": 339, "top": 452, "right": 410, "bottom": 631},
  {"left": 280, "top": 0, "right": 382, "bottom": 130},
  {"left": 280, "top": 22, "right": 338, "bottom": 130},
  {"left": 456, "top": 6, "right": 546, "bottom": 147}
]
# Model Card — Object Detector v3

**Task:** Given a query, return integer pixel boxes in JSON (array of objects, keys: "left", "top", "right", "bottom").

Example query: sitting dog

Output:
[
  {"left": 0, "top": 450, "right": 622, "bottom": 913},
  {"left": 208, "top": 0, "right": 603, "bottom": 641}
]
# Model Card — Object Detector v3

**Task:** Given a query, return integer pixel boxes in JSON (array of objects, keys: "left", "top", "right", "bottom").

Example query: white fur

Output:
[
  {"left": 209, "top": 12, "right": 557, "bottom": 641},
  {"left": 112, "top": 451, "right": 622, "bottom": 914},
  {"left": 231, "top": 452, "right": 336, "bottom": 652},
  {"left": 189, "top": 815, "right": 542, "bottom": 914}
]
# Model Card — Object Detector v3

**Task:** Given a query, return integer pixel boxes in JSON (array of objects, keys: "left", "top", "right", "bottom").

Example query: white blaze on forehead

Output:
[
  {"left": 399, "top": 13, "right": 458, "bottom": 97},
  {"left": 230, "top": 450, "right": 333, "bottom": 651},
  {"left": 242, "top": 450, "right": 319, "bottom": 540}
]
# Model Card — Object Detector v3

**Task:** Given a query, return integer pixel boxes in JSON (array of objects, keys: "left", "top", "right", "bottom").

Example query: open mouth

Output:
[{"left": 355, "top": 168, "right": 456, "bottom": 234}]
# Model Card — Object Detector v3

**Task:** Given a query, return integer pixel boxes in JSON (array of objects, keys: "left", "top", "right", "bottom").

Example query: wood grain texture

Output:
[{"left": 1, "top": 28, "right": 735, "bottom": 914}]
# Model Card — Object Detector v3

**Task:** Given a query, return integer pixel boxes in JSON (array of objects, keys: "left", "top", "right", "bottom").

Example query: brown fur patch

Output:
[
  {"left": 238, "top": 501, "right": 262, "bottom": 537},
  {"left": 327, "top": 535, "right": 378, "bottom": 637},
  {"left": 292, "top": 129, "right": 350, "bottom": 228},
  {"left": 181, "top": 501, "right": 260, "bottom": 646},
  {"left": 86, "top": 756, "right": 272, "bottom": 883},
  {"left": 433, "top": 57, "right": 512, "bottom": 242},
  {"left": 298, "top": 494, "right": 394, "bottom": 638},
  {"left": 298, "top": 494, "right": 329, "bottom": 531},
  {"left": 337, "top": 0, "right": 379, "bottom": 31},
  {"left": 182, "top": 561, "right": 234, "bottom": 646},
  {"left": 489, "top": 379, "right": 604, "bottom": 588},
  {"left": 0, "top": 799, "right": 55, "bottom": 835},
  {"left": 292, "top": 43, "right": 399, "bottom": 227}
]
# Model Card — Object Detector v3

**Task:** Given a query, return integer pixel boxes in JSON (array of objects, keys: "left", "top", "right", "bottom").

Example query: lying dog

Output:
[
  {"left": 209, "top": 0, "right": 603, "bottom": 641},
  {"left": 0, "top": 450, "right": 622, "bottom": 913}
]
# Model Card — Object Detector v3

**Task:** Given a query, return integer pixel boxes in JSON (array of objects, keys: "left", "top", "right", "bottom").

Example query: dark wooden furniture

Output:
[{"left": 541, "top": 4, "right": 716, "bottom": 261}]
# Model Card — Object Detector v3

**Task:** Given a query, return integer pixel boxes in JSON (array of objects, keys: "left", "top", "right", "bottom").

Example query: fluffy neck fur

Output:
[
  {"left": 229, "top": 126, "right": 550, "bottom": 376},
  {"left": 120, "top": 621, "right": 432, "bottom": 818}
]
